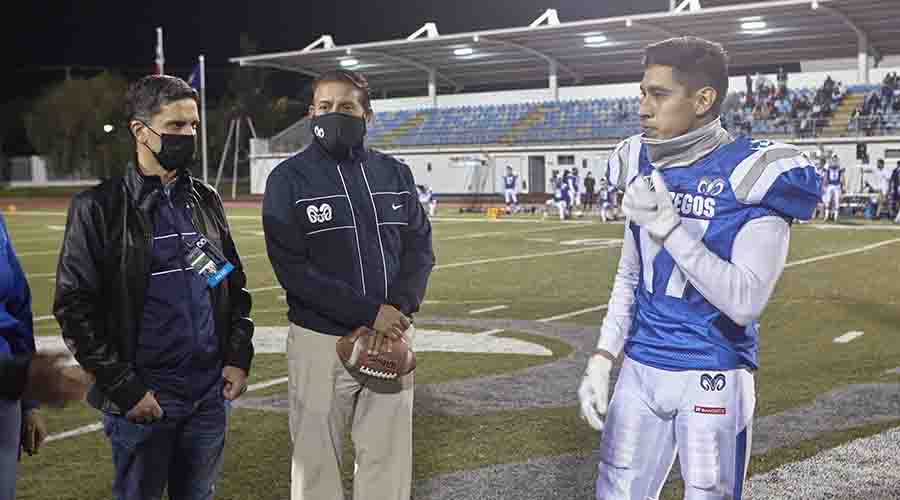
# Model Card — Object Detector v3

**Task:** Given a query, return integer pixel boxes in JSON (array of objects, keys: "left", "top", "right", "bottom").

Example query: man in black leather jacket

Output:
[{"left": 53, "top": 75, "right": 253, "bottom": 500}]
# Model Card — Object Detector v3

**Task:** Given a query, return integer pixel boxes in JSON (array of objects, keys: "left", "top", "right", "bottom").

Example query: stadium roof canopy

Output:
[{"left": 230, "top": 0, "right": 900, "bottom": 96}]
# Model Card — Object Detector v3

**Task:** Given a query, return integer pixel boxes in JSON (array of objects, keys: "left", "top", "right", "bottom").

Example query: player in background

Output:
[
  {"left": 502, "top": 166, "right": 520, "bottom": 214},
  {"left": 566, "top": 168, "right": 580, "bottom": 209},
  {"left": 597, "top": 176, "right": 612, "bottom": 222},
  {"left": 552, "top": 173, "right": 569, "bottom": 221},
  {"left": 812, "top": 156, "right": 827, "bottom": 220},
  {"left": 823, "top": 153, "right": 845, "bottom": 222},
  {"left": 584, "top": 171, "right": 597, "bottom": 213},
  {"left": 418, "top": 184, "right": 437, "bottom": 217},
  {"left": 577, "top": 37, "right": 820, "bottom": 500}
]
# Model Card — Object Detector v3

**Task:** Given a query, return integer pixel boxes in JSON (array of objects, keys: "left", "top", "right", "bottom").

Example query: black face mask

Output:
[
  {"left": 311, "top": 113, "right": 366, "bottom": 160},
  {"left": 142, "top": 124, "right": 196, "bottom": 172}
]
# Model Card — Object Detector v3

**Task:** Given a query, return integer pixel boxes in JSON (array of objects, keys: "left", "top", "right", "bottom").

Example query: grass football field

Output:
[{"left": 5, "top": 203, "right": 900, "bottom": 499}]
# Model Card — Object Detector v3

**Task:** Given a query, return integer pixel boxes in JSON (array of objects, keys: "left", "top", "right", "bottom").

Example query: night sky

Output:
[{"left": 8, "top": 0, "right": 667, "bottom": 98}]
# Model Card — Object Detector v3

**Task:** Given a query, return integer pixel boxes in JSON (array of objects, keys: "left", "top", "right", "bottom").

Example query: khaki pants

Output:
[{"left": 287, "top": 323, "right": 414, "bottom": 500}]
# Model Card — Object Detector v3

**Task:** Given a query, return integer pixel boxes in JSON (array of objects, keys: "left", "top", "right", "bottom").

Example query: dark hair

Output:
[
  {"left": 124, "top": 75, "right": 198, "bottom": 131},
  {"left": 644, "top": 36, "right": 729, "bottom": 115},
  {"left": 311, "top": 69, "right": 373, "bottom": 114}
]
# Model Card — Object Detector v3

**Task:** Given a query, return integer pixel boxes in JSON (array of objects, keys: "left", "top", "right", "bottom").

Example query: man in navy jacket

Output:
[{"left": 263, "top": 69, "right": 434, "bottom": 500}]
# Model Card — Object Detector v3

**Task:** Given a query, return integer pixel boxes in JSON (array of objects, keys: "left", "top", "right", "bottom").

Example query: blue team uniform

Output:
[
  {"left": 825, "top": 165, "right": 843, "bottom": 186},
  {"left": 610, "top": 136, "right": 820, "bottom": 372}
]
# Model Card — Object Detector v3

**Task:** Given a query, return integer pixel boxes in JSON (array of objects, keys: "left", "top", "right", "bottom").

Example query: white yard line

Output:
[
  {"left": 25, "top": 272, "right": 56, "bottom": 279},
  {"left": 468, "top": 305, "right": 509, "bottom": 315},
  {"left": 534, "top": 237, "right": 900, "bottom": 323},
  {"left": 833, "top": 331, "right": 865, "bottom": 344},
  {"left": 2, "top": 211, "right": 67, "bottom": 216},
  {"left": 16, "top": 250, "right": 60, "bottom": 257},
  {"left": 476, "top": 328, "right": 505, "bottom": 336},
  {"left": 46, "top": 422, "right": 103, "bottom": 443},
  {"left": 46, "top": 375, "right": 291, "bottom": 443},
  {"left": 430, "top": 217, "right": 592, "bottom": 224},
  {"left": 247, "top": 246, "right": 616, "bottom": 293},
  {"left": 538, "top": 305, "right": 609, "bottom": 323},
  {"left": 783, "top": 238, "right": 900, "bottom": 268},
  {"left": 434, "top": 247, "right": 613, "bottom": 271}
]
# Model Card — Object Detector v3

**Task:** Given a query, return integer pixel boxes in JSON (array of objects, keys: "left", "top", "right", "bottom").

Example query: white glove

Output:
[
  {"left": 622, "top": 169, "right": 681, "bottom": 241},
  {"left": 577, "top": 354, "right": 614, "bottom": 431}
]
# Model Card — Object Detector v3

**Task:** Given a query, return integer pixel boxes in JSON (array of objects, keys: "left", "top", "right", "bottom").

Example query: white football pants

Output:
[{"left": 596, "top": 356, "right": 755, "bottom": 500}]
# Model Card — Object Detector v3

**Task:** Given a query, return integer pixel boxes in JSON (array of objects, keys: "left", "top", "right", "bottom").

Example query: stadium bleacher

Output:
[{"left": 367, "top": 83, "right": 869, "bottom": 148}]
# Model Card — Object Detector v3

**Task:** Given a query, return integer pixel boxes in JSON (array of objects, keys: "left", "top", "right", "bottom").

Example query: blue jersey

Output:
[
  {"left": 598, "top": 187, "right": 610, "bottom": 203},
  {"left": 553, "top": 177, "right": 569, "bottom": 202},
  {"left": 565, "top": 173, "right": 578, "bottom": 192},
  {"left": 608, "top": 135, "right": 820, "bottom": 371},
  {"left": 503, "top": 174, "right": 517, "bottom": 190},
  {"left": 826, "top": 165, "right": 844, "bottom": 186}
]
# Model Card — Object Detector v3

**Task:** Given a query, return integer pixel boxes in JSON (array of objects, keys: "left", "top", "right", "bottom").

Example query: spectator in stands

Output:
[
  {"left": 864, "top": 90, "right": 881, "bottom": 116},
  {"left": 880, "top": 81, "right": 894, "bottom": 112},
  {"left": 823, "top": 75, "right": 835, "bottom": 95},
  {"left": 777, "top": 66, "right": 788, "bottom": 96},
  {"left": 832, "top": 81, "right": 845, "bottom": 103}
]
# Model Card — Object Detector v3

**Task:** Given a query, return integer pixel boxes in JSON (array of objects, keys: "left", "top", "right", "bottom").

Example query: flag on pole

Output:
[
  {"left": 187, "top": 63, "right": 201, "bottom": 90},
  {"left": 155, "top": 27, "right": 165, "bottom": 75}
]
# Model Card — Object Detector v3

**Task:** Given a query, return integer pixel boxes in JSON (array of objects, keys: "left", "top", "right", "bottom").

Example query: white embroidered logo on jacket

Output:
[{"left": 306, "top": 203, "right": 333, "bottom": 223}]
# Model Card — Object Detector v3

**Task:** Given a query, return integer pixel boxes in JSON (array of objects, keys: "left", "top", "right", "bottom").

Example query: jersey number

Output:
[{"left": 640, "top": 218, "right": 710, "bottom": 298}]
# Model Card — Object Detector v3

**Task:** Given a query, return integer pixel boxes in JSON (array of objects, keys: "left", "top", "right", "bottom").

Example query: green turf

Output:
[{"left": 6, "top": 204, "right": 900, "bottom": 498}]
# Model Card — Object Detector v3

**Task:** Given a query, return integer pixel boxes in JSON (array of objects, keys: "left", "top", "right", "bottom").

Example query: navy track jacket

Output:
[{"left": 262, "top": 141, "right": 435, "bottom": 336}]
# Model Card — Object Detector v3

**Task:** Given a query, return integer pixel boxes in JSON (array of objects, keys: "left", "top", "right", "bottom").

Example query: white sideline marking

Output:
[
  {"left": 525, "top": 238, "right": 555, "bottom": 243},
  {"left": 538, "top": 305, "right": 609, "bottom": 323},
  {"left": 833, "top": 331, "right": 864, "bottom": 344},
  {"left": 47, "top": 225, "right": 66, "bottom": 231},
  {"left": 476, "top": 328, "right": 505, "bottom": 336},
  {"left": 439, "top": 224, "right": 586, "bottom": 242},
  {"left": 469, "top": 305, "right": 508, "bottom": 315}
]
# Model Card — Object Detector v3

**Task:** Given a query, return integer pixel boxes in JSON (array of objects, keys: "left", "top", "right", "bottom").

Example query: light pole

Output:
[{"left": 102, "top": 124, "right": 114, "bottom": 178}]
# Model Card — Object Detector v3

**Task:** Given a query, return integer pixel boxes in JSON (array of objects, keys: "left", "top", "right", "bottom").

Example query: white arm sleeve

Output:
[
  {"left": 663, "top": 215, "right": 790, "bottom": 326},
  {"left": 595, "top": 226, "right": 640, "bottom": 357}
]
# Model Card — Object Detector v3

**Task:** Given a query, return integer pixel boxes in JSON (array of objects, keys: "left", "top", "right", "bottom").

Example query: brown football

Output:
[{"left": 336, "top": 327, "right": 416, "bottom": 380}]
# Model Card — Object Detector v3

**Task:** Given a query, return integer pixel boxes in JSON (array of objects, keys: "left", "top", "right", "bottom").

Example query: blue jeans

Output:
[{"left": 103, "top": 381, "right": 230, "bottom": 500}]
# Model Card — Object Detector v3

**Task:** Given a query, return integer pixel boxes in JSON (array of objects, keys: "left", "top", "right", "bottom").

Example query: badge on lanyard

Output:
[{"left": 183, "top": 234, "right": 234, "bottom": 288}]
